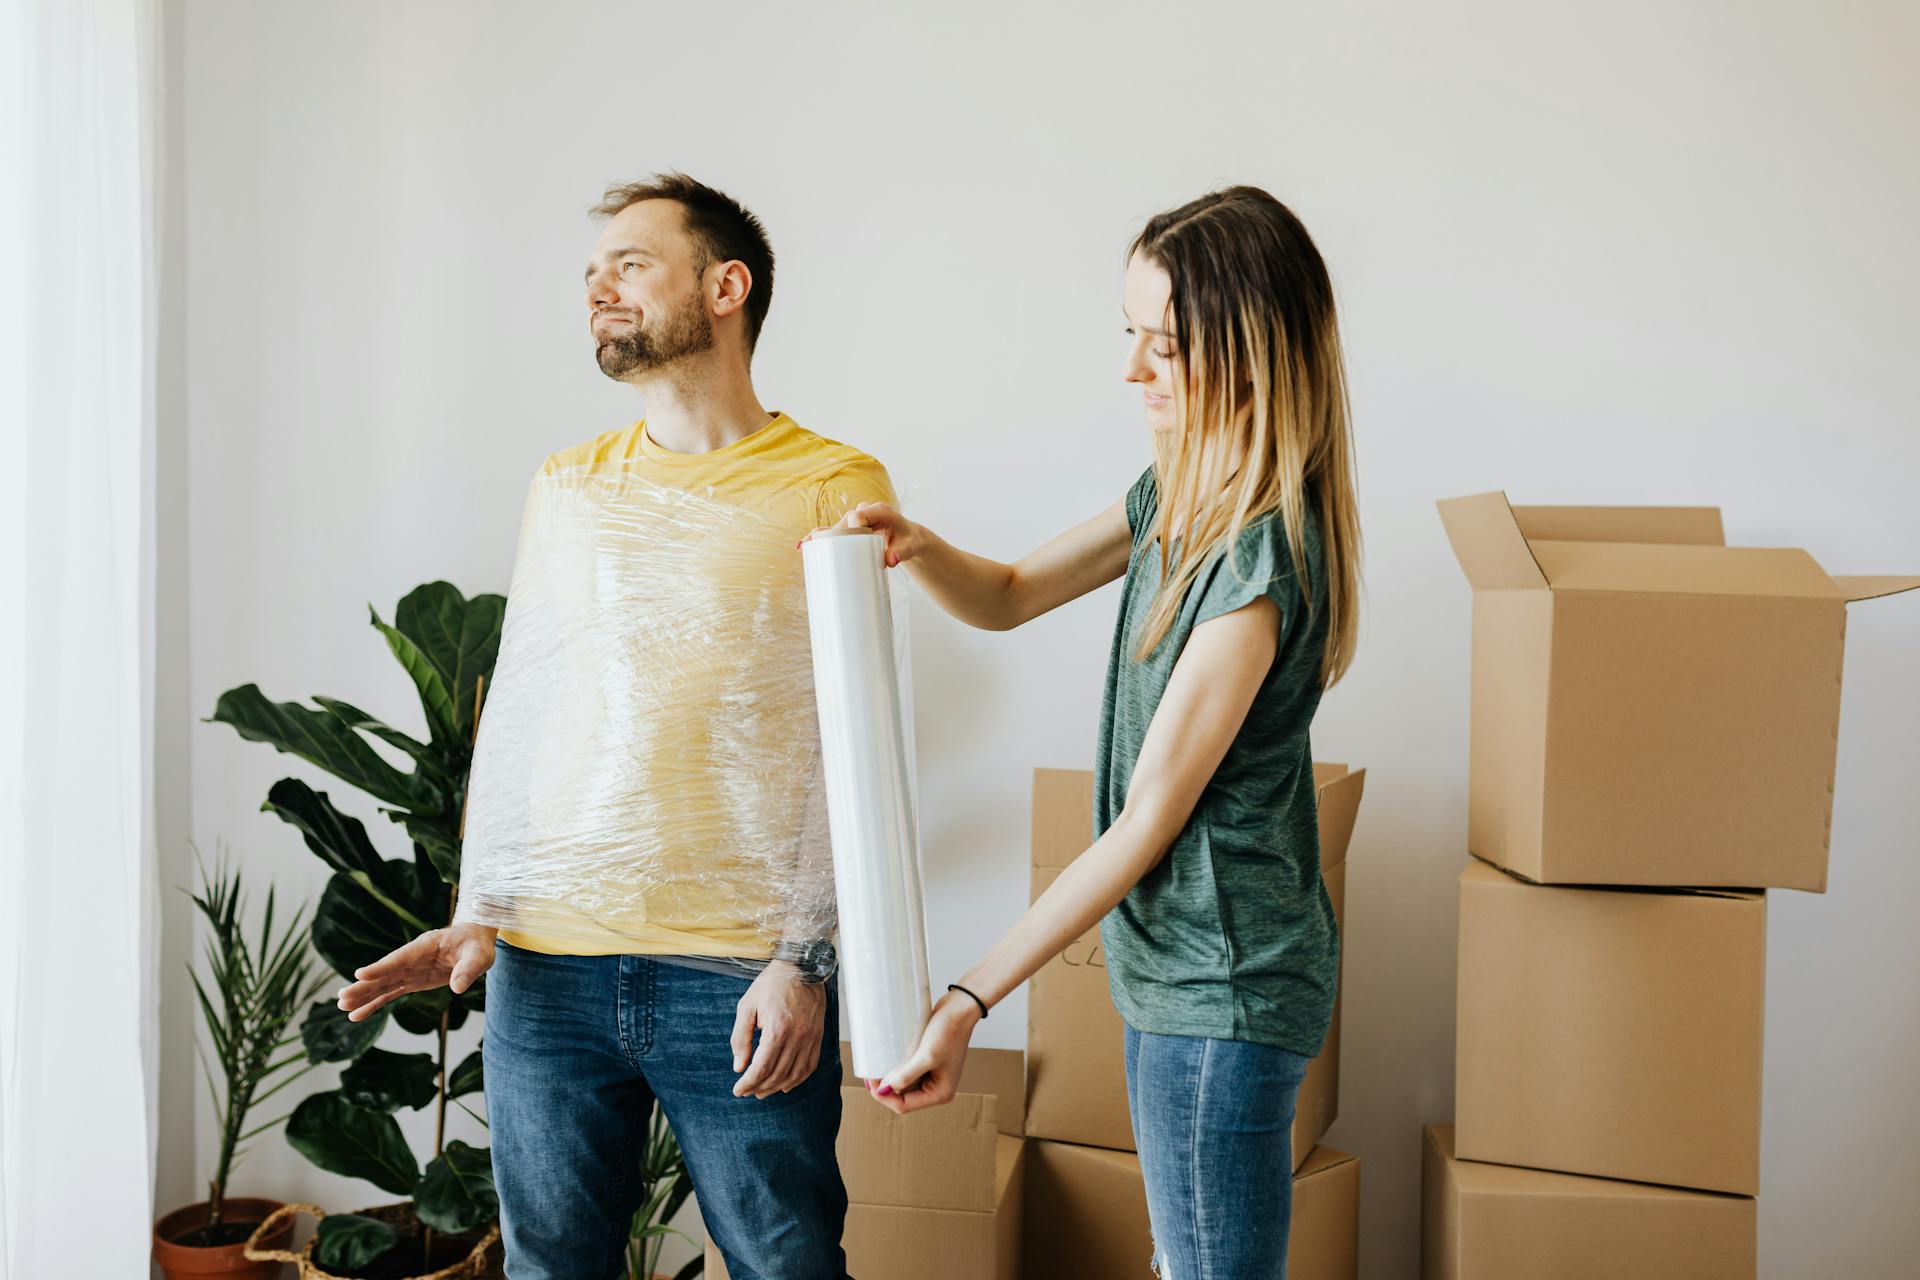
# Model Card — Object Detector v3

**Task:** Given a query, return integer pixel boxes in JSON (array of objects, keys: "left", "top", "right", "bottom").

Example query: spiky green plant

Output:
[
  {"left": 626, "top": 1102, "right": 703, "bottom": 1280},
  {"left": 188, "top": 849, "right": 330, "bottom": 1226}
]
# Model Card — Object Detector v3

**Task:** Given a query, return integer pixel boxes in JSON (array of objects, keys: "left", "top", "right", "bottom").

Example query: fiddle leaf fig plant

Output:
[{"left": 209, "top": 581, "right": 506, "bottom": 1271}]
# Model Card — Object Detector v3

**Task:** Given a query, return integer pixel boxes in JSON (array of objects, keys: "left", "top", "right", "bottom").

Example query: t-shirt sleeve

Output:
[
  {"left": 814, "top": 455, "right": 898, "bottom": 526},
  {"left": 1193, "top": 515, "right": 1302, "bottom": 634},
  {"left": 1124, "top": 466, "right": 1157, "bottom": 536}
]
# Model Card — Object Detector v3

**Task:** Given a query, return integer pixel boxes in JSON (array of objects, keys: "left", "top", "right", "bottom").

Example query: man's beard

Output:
[{"left": 595, "top": 292, "right": 714, "bottom": 378}]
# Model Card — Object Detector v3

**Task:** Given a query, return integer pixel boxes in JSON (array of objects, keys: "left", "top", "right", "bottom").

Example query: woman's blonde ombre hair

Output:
[{"left": 1129, "top": 186, "right": 1361, "bottom": 688}]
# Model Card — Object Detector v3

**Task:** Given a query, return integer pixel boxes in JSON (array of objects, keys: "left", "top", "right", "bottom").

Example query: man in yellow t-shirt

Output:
[{"left": 338, "top": 174, "right": 884, "bottom": 1280}]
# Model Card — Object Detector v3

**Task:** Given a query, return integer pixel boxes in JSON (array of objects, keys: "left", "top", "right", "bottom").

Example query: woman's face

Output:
[{"left": 1122, "top": 252, "right": 1180, "bottom": 434}]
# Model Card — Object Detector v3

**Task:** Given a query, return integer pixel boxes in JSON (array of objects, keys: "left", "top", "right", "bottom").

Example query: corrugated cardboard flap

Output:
[
  {"left": 1315, "top": 766, "right": 1366, "bottom": 875},
  {"left": 1831, "top": 574, "right": 1920, "bottom": 604},
  {"left": 841, "top": 1042, "right": 1025, "bottom": 1138},
  {"left": 1032, "top": 768, "right": 1096, "bottom": 872},
  {"left": 992, "top": 1132, "right": 1024, "bottom": 1204},
  {"left": 1295, "top": 1144, "right": 1357, "bottom": 1182},
  {"left": 837, "top": 1086, "right": 1001, "bottom": 1212},
  {"left": 1427, "top": 1125, "right": 1739, "bottom": 1203},
  {"left": 1463, "top": 854, "right": 1760, "bottom": 902},
  {"left": 1437, "top": 492, "right": 1549, "bottom": 591},
  {"left": 1510, "top": 504, "right": 1725, "bottom": 547},
  {"left": 1529, "top": 540, "right": 1835, "bottom": 597}
]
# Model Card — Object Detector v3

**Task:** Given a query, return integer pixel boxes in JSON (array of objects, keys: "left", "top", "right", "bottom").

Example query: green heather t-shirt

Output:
[{"left": 1094, "top": 466, "right": 1338, "bottom": 1055}]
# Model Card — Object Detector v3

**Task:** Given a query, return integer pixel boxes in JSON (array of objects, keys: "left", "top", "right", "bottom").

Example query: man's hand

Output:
[
  {"left": 336, "top": 922, "right": 498, "bottom": 1022},
  {"left": 730, "top": 960, "right": 828, "bottom": 1099}
]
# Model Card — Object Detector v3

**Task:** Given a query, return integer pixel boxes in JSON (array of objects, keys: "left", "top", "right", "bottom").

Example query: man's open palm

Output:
[{"left": 336, "top": 923, "right": 497, "bottom": 1022}]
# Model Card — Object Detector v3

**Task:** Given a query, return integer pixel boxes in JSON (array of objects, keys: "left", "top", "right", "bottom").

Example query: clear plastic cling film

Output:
[{"left": 454, "top": 458, "right": 917, "bottom": 971}]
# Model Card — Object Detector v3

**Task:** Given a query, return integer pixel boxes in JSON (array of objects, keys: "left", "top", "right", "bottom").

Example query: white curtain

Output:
[{"left": 0, "top": 1, "right": 163, "bottom": 1277}]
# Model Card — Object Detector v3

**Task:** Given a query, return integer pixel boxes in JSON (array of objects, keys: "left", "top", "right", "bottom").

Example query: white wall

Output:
[{"left": 165, "top": 2, "right": 1920, "bottom": 1276}]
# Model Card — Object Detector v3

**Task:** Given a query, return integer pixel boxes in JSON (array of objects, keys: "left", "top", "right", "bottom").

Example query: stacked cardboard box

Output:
[
  {"left": 1425, "top": 492, "right": 1918, "bottom": 1279},
  {"left": 1026, "top": 1138, "right": 1361, "bottom": 1279},
  {"left": 706, "top": 760, "right": 1368, "bottom": 1277},
  {"left": 703, "top": 1042, "right": 1026, "bottom": 1280},
  {"left": 1022, "top": 763, "right": 1368, "bottom": 1279}
]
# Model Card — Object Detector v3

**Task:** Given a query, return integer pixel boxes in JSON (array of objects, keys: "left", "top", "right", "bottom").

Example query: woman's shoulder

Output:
[
  {"left": 1208, "top": 500, "right": 1324, "bottom": 611},
  {"left": 1124, "top": 465, "right": 1158, "bottom": 534}
]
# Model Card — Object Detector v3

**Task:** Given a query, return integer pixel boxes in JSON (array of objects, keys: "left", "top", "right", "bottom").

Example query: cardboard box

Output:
[
  {"left": 1455, "top": 859, "right": 1765, "bottom": 1195},
  {"left": 832, "top": 1041, "right": 1024, "bottom": 1210},
  {"left": 1437, "top": 491, "right": 1919, "bottom": 891},
  {"left": 704, "top": 1138, "right": 1024, "bottom": 1280},
  {"left": 1422, "top": 1124, "right": 1755, "bottom": 1279},
  {"left": 704, "top": 1044, "right": 1026, "bottom": 1280},
  {"left": 1024, "top": 762, "right": 1365, "bottom": 1167},
  {"left": 1022, "top": 1139, "right": 1359, "bottom": 1280}
]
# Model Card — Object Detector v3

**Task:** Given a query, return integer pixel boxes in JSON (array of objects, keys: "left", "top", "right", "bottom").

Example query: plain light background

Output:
[{"left": 155, "top": 3, "right": 1920, "bottom": 1277}]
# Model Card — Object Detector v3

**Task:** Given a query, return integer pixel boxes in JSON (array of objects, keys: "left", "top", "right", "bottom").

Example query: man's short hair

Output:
[{"left": 592, "top": 173, "right": 775, "bottom": 352}]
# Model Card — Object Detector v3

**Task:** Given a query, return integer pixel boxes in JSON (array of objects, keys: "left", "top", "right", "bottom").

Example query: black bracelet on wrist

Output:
[{"left": 947, "top": 982, "right": 990, "bottom": 1020}]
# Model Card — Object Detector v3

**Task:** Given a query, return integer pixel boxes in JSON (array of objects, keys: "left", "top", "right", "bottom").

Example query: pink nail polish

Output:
[{"left": 877, "top": 1084, "right": 894, "bottom": 1097}]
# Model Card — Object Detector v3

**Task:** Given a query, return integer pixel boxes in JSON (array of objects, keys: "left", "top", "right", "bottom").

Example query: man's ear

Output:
[{"left": 710, "top": 259, "right": 753, "bottom": 319}]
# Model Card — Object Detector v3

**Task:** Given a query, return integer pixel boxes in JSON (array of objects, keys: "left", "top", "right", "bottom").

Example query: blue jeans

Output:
[
  {"left": 484, "top": 941, "right": 849, "bottom": 1280},
  {"left": 1123, "top": 1024, "right": 1312, "bottom": 1280}
]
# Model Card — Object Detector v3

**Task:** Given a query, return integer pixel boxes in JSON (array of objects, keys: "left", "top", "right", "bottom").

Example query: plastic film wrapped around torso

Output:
[{"left": 455, "top": 459, "right": 861, "bottom": 961}]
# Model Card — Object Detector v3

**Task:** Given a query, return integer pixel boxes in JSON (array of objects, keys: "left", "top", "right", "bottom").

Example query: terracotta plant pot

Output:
[{"left": 155, "top": 1198, "right": 293, "bottom": 1279}]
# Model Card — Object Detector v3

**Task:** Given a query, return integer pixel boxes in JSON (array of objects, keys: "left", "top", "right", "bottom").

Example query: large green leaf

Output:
[
  {"left": 392, "top": 583, "right": 505, "bottom": 740},
  {"left": 264, "top": 778, "right": 387, "bottom": 880},
  {"left": 447, "top": 1048, "right": 483, "bottom": 1100},
  {"left": 313, "top": 697, "right": 445, "bottom": 775},
  {"left": 263, "top": 780, "right": 436, "bottom": 930},
  {"left": 312, "top": 873, "right": 418, "bottom": 982},
  {"left": 414, "top": 1141, "right": 498, "bottom": 1234},
  {"left": 301, "top": 1000, "right": 387, "bottom": 1065},
  {"left": 339, "top": 1049, "right": 439, "bottom": 1113},
  {"left": 286, "top": 1092, "right": 419, "bottom": 1195},
  {"left": 391, "top": 986, "right": 471, "bottom": 1035},
  {"left": 402, "top": 814, "right": 463, "bottom": 888},
  {"left": 370, "top": 610, "right": 461, "bottom": 748},
  {"left": 209, "top": 684, "right": 436, "bottom": 813},
  {"left": 312, "top": 1214, "right": 398, "bottom": 1272}
]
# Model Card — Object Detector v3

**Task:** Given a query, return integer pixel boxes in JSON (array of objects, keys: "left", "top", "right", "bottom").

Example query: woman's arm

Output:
[
  {"left": 867, "top": 592, "right": 1283, "bottom": 1111},
  {"left": 820, "top": 497, "right": 1132, "bottom": 631}
]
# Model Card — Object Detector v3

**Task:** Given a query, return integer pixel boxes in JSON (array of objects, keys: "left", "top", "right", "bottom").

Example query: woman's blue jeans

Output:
[{"left": 1124, "top": 1023, "right": 1313, "bottom": 1280}]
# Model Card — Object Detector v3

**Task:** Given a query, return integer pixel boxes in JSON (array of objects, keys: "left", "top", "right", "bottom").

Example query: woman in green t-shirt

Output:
[{"left": 822, "top": 185, "right": 1362, "bottom": 1279}]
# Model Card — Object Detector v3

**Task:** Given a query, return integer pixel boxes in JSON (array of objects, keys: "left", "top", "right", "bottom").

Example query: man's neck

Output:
[{"left": 631, "top": 362, "right": 774, "bottom": 455}]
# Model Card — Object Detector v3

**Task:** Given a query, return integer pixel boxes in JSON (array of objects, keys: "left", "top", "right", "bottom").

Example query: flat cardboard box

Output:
[
  {"left": 832, "top": 1041, "right": 1024, "bottom": 1210},
  {"left": 1455, "top": 859, "right": 1765, "bottom": 1195},
  {"left": 704, "top": 1135, "right": 1024, "bottom": 1280},
  {"left": 1022, "top": 1139, "right": 1359, "bottom": 1280},
  {"left": 1422, "top": 1124, "right": 1755, "bottom": 1279},
  {"left": 1437, "top": 491, "right": 1919, "bottom": 891},
  {"left": 704, "top": 1045, "right": 1026, "bottom": 1279},
  {"left": 1024, "top": 762, "right": 1365, "bottom": 1166}
]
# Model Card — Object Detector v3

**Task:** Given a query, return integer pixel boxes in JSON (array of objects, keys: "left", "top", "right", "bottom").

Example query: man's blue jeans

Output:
[
  {"left": 484, "top": 940, "right": 850, "bottom": 1280},
  {"left": 1124, "top": 1024, "right": 1312, "bottom": 1280}
]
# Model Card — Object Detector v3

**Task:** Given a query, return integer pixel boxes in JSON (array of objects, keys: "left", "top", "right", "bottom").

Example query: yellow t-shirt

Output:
[{"left": 492, "top": 412, "right": 894, "bottom": 956}]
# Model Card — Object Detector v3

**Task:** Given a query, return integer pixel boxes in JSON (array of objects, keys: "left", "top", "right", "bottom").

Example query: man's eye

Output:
[{"left": 620, "top": 261, "right": 642, "bottom": 275}]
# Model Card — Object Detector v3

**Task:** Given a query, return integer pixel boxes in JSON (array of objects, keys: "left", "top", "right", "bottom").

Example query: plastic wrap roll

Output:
[{"left": 802, "top": 527, "right": 932, "bottom": 1079}]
